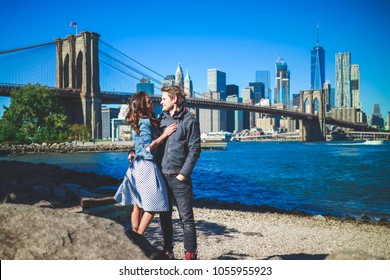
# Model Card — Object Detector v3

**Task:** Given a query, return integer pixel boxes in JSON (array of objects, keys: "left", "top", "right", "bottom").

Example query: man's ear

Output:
[{"left": 173, "top": 95, "right": 178, "bottom": 104}]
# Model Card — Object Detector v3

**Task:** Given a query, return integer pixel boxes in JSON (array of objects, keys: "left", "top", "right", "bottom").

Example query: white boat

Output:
[
  {"left": 201, "top": 131, "right": 234, "bottom": 143},
  {"left": 363, "top": 140, "right": 384, "bottom": 145}
]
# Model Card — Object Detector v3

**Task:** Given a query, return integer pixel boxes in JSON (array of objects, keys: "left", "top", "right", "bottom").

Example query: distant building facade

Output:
[
  {"left": 274, "top": 57, "right": 290, "bottom": 109},
  {"left": 162, "top": 75, "right": 175, "bottom": 87},
  {"left": 101, "top": 106, "right": 120, "bottom": 139},
  {"left": 226, "top": 93, "right": 243, "bottom": 132},
  {"left": 175, "top": 63, "right": 184, "bottom": 89},
  {"left": 184, "top": 70, "right": 193, "bottom": 98},
  {"left": 311, "top": 46, "right": 325, "bottom": 90},
  {"left": 335, "top": 52, "right": 351, "bottom": 108},
  {"left": 198, "top": 69, "right": 227, "bottom": 132},
  {"left": 255, "top": 70, "right": 271, "bottom": 100},
  {"left": 136, "top": 77, "right": 154, "bottom": 95},
  {"left": 351, "top": 64, "right": 361, "bottom": 109}
]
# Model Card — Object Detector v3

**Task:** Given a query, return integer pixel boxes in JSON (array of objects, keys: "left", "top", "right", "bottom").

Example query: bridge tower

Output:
[
  {"left": 299, "top": 90, "right": 326, "bottom": 141},
  {"left": 55, "top": 32, "right": 102, "bottom": 139}
]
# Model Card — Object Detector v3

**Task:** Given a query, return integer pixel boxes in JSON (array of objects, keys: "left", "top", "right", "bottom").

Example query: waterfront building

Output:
[
  {"left": 274, "top": 57, "right": 290, "bottom": 109},
  {"left": 351, "top": 64, "right": 361, "bottom": 109},
  {"left": 310, "top": 24, "right": 325, "bottom": 90},
  {"left": 136, "top": 77, "right": 154, "bottom": 95},
  {"left": 226, "top": 94, "right": 243, "bottom": 132},
  {"left": 387, "top": 112, "right": 390, "bottom": 130},
  {"left": 256, "top": 117, "right": 276, "bottom": 133},
  {"left": 183, "top": 70, "right": 193, "bottom": 98},
  {"left": 335, "top": 52, "right": 351, "bottom": 108},
  {"left": 101, "top": 106, "right": 120, "bottom": 139},
  {"left": 175, "top": 63, "right": 184, "bottom": 89},
  {"left": 255, "top": 70, "right": 271, "bottom": 100}
]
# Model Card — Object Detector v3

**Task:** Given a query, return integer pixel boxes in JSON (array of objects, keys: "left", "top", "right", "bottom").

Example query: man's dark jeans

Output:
[{"left": 160, "top": 175, "right": 197, "bottom": 253}]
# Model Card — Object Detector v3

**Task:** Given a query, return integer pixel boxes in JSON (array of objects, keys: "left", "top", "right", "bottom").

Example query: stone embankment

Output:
[{"left": 0, "top": 141, "right": 134, "bottom": 155}]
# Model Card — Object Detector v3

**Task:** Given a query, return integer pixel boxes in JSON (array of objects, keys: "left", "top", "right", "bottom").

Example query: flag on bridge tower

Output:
[{"left": 70, "top": 22, "right": 78, "bottom": 34}]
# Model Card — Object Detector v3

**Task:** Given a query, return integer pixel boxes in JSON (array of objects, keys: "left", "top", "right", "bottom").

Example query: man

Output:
[{"left": 158, "top": 85, "right": 201, "bottom": 260}]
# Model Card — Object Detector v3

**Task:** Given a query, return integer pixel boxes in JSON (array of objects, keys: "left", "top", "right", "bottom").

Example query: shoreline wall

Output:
[{"left": 0, "top": 142, "right": 134, "bottom": 155}]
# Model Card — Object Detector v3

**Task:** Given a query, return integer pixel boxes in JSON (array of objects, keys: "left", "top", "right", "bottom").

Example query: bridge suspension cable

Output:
[
  {"left": 0, "top": 42, "right": 55, "bottom": 55},
  {"left": 98, "top": 39, "right": 214, "bottom": 100}
]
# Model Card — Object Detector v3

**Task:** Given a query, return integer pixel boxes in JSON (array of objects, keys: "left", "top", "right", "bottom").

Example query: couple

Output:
[{"left": 114, "top": 85, "right": 201, "bottom": 260}]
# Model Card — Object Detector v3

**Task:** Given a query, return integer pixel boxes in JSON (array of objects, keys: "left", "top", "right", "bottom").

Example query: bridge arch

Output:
[
  {"left": 299, "top": 90, "right": 325, "bottom": 141},
  {"left": 76, "top": 51, "right": 83, "bottom": 89},
  {"left": 63, "top": 54, "right": 70, "bottom": 88},
  {"left": 304, "top": 98, "right": 311, "bottom": 113},
  {"left": 313, "top": 97, "right": 320, "bottom": 115}
]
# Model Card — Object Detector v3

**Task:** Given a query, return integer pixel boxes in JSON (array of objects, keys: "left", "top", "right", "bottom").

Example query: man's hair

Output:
[{"left": 161, "top": 85, "right": 186, "bottom": 107}]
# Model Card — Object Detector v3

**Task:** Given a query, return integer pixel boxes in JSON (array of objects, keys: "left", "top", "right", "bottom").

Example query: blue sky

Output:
[{"left": 1, "top": 0, "right": 389, "bottom": 118}]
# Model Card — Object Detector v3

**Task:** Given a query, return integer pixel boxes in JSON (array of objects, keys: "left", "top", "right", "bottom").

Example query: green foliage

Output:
[
  {"left": 68, "top": 123, "right": 91, "bottom": 142},
  {"left": 0, "top": 84, "right": 69, "bottom": 143}
]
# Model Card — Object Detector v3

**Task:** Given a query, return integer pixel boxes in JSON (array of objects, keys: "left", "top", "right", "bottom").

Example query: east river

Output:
[{"left": 2, "top": 141, "right": 390, "bottom": 221}]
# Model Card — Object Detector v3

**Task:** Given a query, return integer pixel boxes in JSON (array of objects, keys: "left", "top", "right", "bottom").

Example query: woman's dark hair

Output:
[{"left": 126, "top": 91, "right": 151, "bottom": 134}]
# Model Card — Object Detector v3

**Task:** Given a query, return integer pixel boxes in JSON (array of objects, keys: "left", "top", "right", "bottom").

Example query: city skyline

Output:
[{"left": 0, "top": 0, "right": 389, "bottom": 119}]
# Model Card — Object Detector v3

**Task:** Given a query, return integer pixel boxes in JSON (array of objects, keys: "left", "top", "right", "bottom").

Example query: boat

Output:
[
  {"left": 363, "top": 139, "right": 384, "bottom": 145},
  {"left": 200, "top": 131, "right": 232, "bottom": 150},
  {"left": 329, "top": 130, "right": 350, "bottom": 141}
]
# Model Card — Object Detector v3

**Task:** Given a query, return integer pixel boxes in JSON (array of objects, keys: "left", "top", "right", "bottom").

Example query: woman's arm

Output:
[{"left": 149, "top": 123, "right": 177, "bottom": 151}]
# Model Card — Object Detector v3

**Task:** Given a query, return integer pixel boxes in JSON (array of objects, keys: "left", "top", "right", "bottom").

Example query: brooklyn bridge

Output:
[{"left": 0, "top": 31, "right": 373, "bottom": 141}]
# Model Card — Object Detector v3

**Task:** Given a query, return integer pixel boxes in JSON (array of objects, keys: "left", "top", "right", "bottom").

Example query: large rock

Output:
[
  {"left": 0, "top": 204, "right": 148, "bottom": 260},
  {"left": 0, "top": 160, "right": 120, "bottom": 207}
]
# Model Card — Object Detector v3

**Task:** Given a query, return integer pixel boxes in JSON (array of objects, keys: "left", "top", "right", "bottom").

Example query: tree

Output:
[{"left": 0, "top": 84, "right": 69, "bottom": 143}]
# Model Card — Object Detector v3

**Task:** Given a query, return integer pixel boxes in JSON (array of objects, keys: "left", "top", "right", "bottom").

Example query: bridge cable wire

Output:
[
  {"left": 99, "top": 40, "right": 166, "bottom": 80},
  {"left": 98, "top": 40, "right": 212, "bottom": 100},
  {"left": 0, "top": 42, "right": 55, "bottom": 55}
]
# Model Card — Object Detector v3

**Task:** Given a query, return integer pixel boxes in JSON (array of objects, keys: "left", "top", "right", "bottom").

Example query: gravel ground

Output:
[{"left": 142, "top": 205, "right": 390, "bottom": 260}]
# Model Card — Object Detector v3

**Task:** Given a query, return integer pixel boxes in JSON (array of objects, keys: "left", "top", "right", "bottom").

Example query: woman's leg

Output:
[
  {"left": 136, "top": 211, "right": 155, "bottom": 235},
  {"left": 131, "top": 205, "right": 142, "bottom": 232}
]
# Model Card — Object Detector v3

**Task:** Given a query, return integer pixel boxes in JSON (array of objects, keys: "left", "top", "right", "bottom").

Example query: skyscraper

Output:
[
  {"left": 175, "top": 63, "right": 184, "bottom": 89},
  {"left": 310, "top": 24, "right": 325, "bottom": 90},
  {"left": 199, "top": 69, "right": 227, "bottom": 132},
  {"left": 255, "top": 70, "right": 271, "bottom": 99},
  {"left": 207, "top": 68, "right": 226, "bottom": 94},
  {"left": 335, "top": 52, "right": 351, "bottom": 108},
  {"left": 372, "top": 104, "right": 384, "bottom": 128},
  {"left": 351, "top": 64, "right": 360, "bottom": 109},
  {"left": 184, "top": 70, "right": 193, "bottom": 98},
  {"left": 249, "top": 82, "right": 265, "bottom": 103},
  {"left": 274, "top": 57, "right": 290, "bottom": 108}
]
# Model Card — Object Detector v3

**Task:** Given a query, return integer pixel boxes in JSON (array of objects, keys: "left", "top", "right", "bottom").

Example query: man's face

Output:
[{"left": 161, "top": 92, "right": 176, "bottom": 111}]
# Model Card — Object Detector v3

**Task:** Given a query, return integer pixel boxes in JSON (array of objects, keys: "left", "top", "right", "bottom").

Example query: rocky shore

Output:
[
  {"left": 0, "top": 141, "right": 134, "bottom": 155},
  {"left": 0, "top": 160, "right": 389, "bottom": 260}
]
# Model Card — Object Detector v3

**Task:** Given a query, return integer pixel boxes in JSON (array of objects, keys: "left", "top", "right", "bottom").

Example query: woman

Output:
[{"left": 114, "top": 91, "right": 177, "bottom": 235}]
